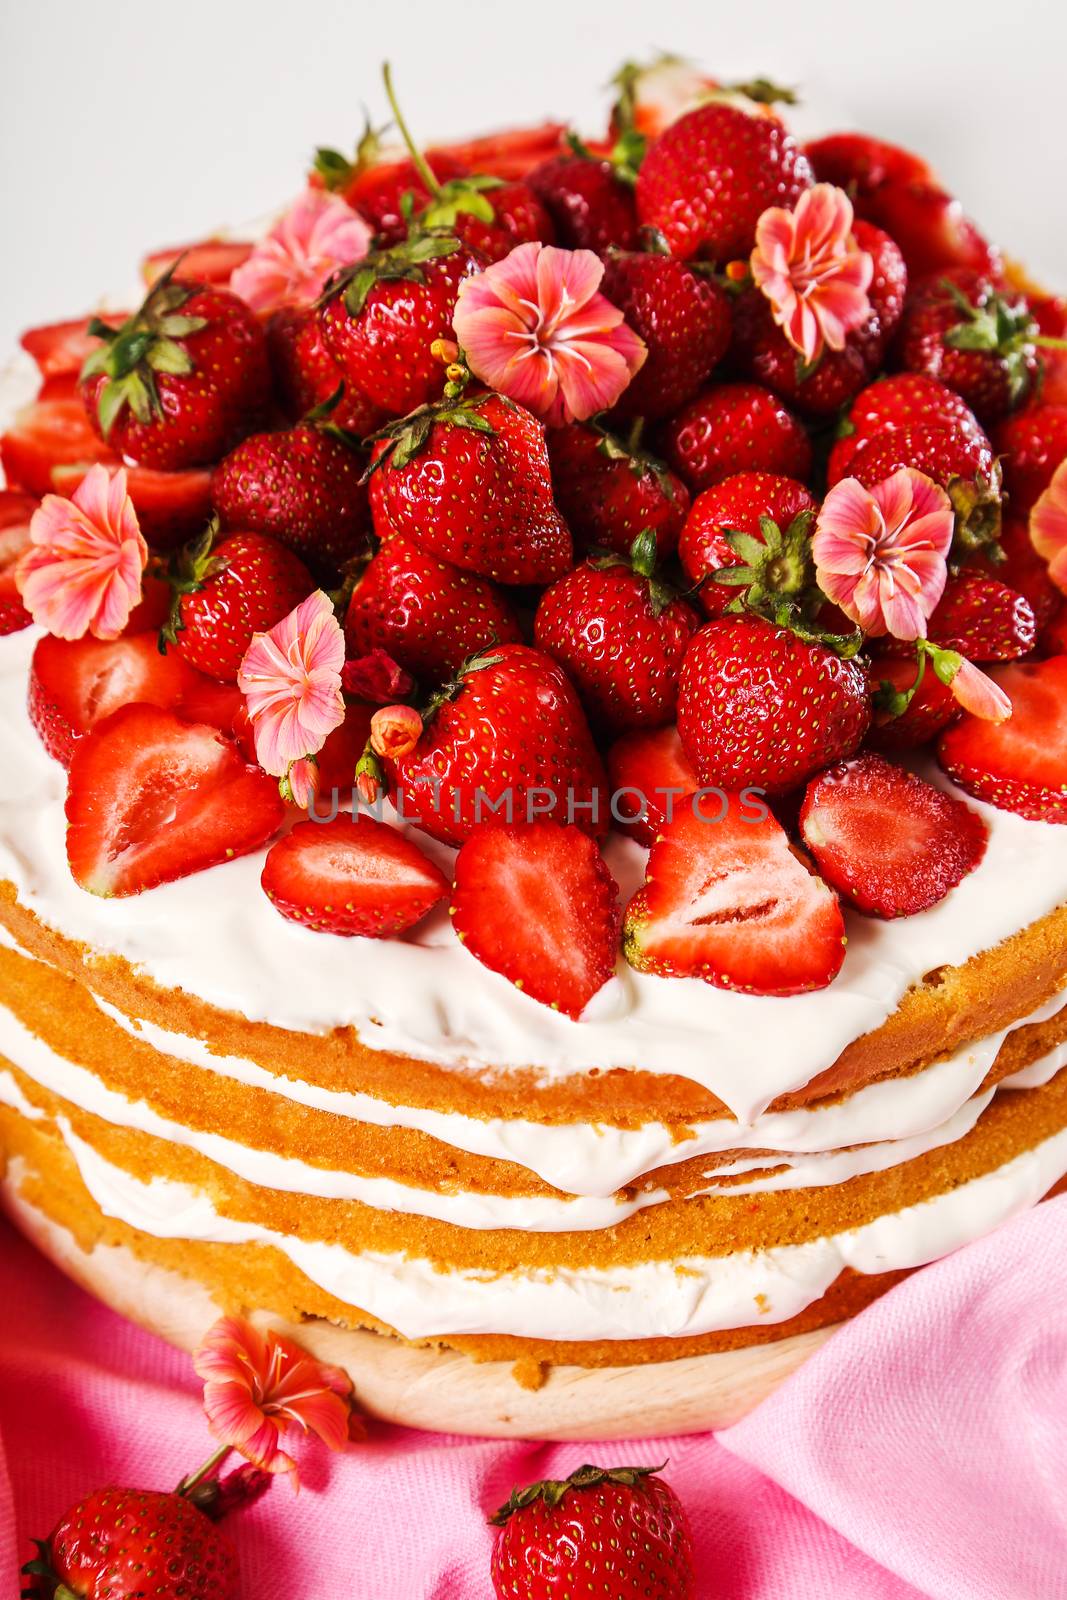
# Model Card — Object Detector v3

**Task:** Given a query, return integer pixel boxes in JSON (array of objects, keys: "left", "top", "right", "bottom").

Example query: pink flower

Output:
[
  {"left": 369, "top": 703, "right": 423, "bottom": 760},
  {"left": 813, "top": 469, "right": 954, "bottom": 640},
  {"left": 230, "top": 189, "right": 373, "bottom": 315},
  {"left": 750, "top": 183, "right": 874, "bottom": 364},
  {"left": 193, "top": 1315, "right": 361, "bottom": 1484},
  {"left": 237, "top": 590, "right": 345, "bottom": 776},
  {"left": 452, "top": 241, "right": 646, "bottom": 424},
  {"left": 947, "top": 656, "right": 1012, "bottom": 723},
  {"left": 15, "top": 465, "right": 147, "bottom": 641},
  {"left": 1030, "top": 458, "right": 1067, "bottom": 593}
]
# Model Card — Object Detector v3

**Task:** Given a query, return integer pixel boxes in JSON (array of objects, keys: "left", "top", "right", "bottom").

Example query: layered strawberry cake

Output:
[{"left": 3, "top": 60, "right": 1067, "bottom": 1381}]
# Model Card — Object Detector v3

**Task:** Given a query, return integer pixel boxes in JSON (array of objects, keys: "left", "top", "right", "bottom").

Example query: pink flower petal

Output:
[
  {"left": 950, "top": 658, "right": 1013, "bottom": 723},
  {"left": 1031, "top": 460, "right": 1067, "bottom": 591},
  {"left": 15, "top": 464, "right": 147, "bottom": 640},
  {"left": 750, "top": 182, "right": 874, "bottom": 364},
  {"left": 230, "top": 189, "right": 372, "bottom": 314},
  {"left": 814, "top": 470, "right": 953, "bottom": 640},
  {"left": 453, "top": 241, "right": 645, "bottom": 423},
  {"left": 237, "top": 590, "right": 345, "bottom": 777}
]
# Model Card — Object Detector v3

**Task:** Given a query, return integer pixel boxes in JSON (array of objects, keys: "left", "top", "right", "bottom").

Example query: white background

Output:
[{"left": 1, "top": 0, "right": 1064, "bottom": 357}]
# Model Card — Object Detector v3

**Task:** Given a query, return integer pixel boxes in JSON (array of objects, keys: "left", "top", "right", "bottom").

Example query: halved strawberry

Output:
[
  {"left": 20, "top": 314, "right": 129, "bottom": 380},
  {"left": 799, "top": 753, "right": 987, "bottom": 918},
  {"left": 938, "top": 657, "right": 1067, "bottom": 821},
  {"left": 450, "top": 821, "right": 620, "bottom": 1018},
  {"left": 141, "top": 238, "right": 254, "bottom": 286},
  {"left": 623, "top": 801, "right": 846, "bottom": 995},
  {"left": 0, "top": 398, "right": 116, "bottom": 497},
  {"left": 0, "top": 490, "right": 37, "bottom": 634},
  {"left": 52, "top": 462, "right": 213, "bottom": 551},
  {"left": 66, "top": 704, "right": 284, "bottom": 896},
  {"left": 606, "top": 724, "right": 699, "bottom": 845},
  {"left": 29, "top": 633, "right": 194, "bottom": 766},
  {"left": 262, "top": 815, "right": 448, "bottom": 935}
]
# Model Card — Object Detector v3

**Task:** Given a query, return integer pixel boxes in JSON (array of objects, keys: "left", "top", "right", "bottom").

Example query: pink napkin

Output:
[{"left": 2, "top": 1196, "right": 1065, "bottom": 1599}]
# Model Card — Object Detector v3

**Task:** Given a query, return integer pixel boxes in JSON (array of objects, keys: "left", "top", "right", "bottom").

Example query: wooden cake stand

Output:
[{"left": 4, "top": 1181, "right": 834, "bottom": 1440}]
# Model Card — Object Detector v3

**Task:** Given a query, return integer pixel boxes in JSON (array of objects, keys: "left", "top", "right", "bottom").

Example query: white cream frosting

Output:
[
  {"left": 2, "top": 620, "right": 1067, "bottom": 1124},
  {"left": 3, "top": 990, "right": 1065, "bottom": 1231},
  {"left": 53, "top": 1117, "right": 1067, "bottom": 1341},
  {"left": 90, "top": 990, "right": 1066, "bottom": 1196}
]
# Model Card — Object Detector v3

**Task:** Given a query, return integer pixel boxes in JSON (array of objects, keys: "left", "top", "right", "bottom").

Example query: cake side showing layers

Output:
[{"left": 4, "top": 619, "right": 1067, "bottom": 1127}]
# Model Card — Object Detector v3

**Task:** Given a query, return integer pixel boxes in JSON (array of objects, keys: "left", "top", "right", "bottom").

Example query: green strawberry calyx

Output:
[
  {"left": 592, "top": 415, "right": 680, "bottom": 503},
  {"left": 158, "top": 518, "right": 228, "bottom": 653},
  {"left": 945, "top": 466, "right": 1003, "bottom": 561},
  {"left": 941, "top": 279, "right": 1038, "bottom": 406},
  {"left": 489, "top": 1462, "right": 667, "bottom": 1526},
  {"left": 714, "top": 511, "right": 865, "bottom": 658},
  {"left": 590, "top": 528, "right": 680, "bottom": 618},
  {"left": 363, "top": 373, "right": 501, "bottom": 475},
  {"left": 382, "top": 61, "right": 504, "bottom": 233},
  {"left": 313, "top": 116, "right": 387, "bottom": 194},
  {"left": 323, "top": 229, "right": 464, "bottom": 320},
  {"left": 79, "top": 263, "right": 208, "bottom": 438}
]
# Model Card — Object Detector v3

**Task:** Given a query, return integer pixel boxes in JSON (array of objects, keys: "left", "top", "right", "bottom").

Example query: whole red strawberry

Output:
[
  {"left": 343, "top": 531, "right": 522, "bottom": 681},
  {"left": 928, "top": 569, "right": 1036, "bottom": 661},
  {"left": 895, "top": 269, "right": 1039, "bottom": 425},
  {"left": 678, "top": 471, "right": 817, "bottom": 614},
  {"left": 211, "top": 421, "right": 369, "bottom": 572},
  {"left": 490, "top": 1463, "right": 694, "bottom": 1600},
  {"left": 266, "top": 305, "right": 386, "bottom": 433},
  {"left": 319, "top": 236, "right": 484, "bottom": 416},
  {"left": 526, "top": 153, "right": 639, "bottom": 251},
  {"left": 867, "top": 649, "right": 960, "bottom": 751},
  {"left": 385, "top": 643, "right": 606, "bottom": 846},
  {"left": 598, "top": 249, "right": 731, "bottom": 420},
  {"left": 659, "top": 381, "right": 812, "bottom": 492},
  {"left": 636, "top": 100, "right": 812, "bottom": 261},
  {"left": 22, "top": 1486, "right": 237, "bottom": 1600},
  {"left": 994, "top": 402, "right": 1067, "bottom": 513},
  {"left": 369, "top": 390, "right": 571, "bottom": 584},
  {"left": 731, "top": 222, "right": 907, "bottom": 418},
  {"left": 535, "top": 530, "right": 700, "bottom": 733},
  {"left": 804, "top": 132, "right": 999, "bottom": 279},
  {"left": 827, "top": 373, "right": 985, "bottom": 485},
  {"left": 677, "top": 614, "right": 870, "bottom": 792},
  {"left": 161, "top": 525, "right": 314, "bottom": 682},
  {"left": 847, "top": 423, "right": 1002, "bottom": 558},
  {"left": 78, "top": 273, "right": 268, "bottom": 469},
  {"left": 547, "top": 420, "right": 689, "bottom": 557}
]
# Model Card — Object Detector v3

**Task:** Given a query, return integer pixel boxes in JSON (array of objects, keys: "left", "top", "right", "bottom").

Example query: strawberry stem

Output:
[
  {"left": 176, "top": 1445, "right": 231, "bottom": 1497},
  {"left": 381, "top": 62, "right": 442, "bottom": 199}
]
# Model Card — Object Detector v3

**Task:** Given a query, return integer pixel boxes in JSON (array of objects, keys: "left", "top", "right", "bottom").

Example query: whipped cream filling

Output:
[
  {"left": 3, "top": 991, "right": 1065, "bottom": 1229},
  {"left": 3, "top": 611, "right": 1067, "bottom": 1123},
  {"left": 92, "top": 989, "right": 1067, "bottom": 1196},
  {"left": 51, "top": 1116, "right": 1067, "bottom": 1341}
]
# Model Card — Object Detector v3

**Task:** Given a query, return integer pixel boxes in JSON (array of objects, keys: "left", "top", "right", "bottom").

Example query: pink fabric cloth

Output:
[{"left": 2, "top": 1196, "right": 1065, "bottom": 1599}]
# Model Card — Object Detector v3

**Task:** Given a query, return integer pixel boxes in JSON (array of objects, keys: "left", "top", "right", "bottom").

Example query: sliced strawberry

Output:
[
  {"left": 623, "top": 801, "right": 845, "bottom": 995},
  {"left": 0, "top": 490, "right": 37, "bottom": 635},
  {"left": 141, "top": 238, "right": 254, "bottom": 287},
  {"left": 66, "top": 704, "right": 284, "bottom": 896},
  {"left": 262, "top": 814, "right": 448, "bottom": 936},
  {"left": 0, "top": 398, "right": 116, "bottom": 497},
  {"left": 927, "top": 570, "right": 1036, "bottom": 662},
  {"left": 52, "top": 462, "right": 213, "bottom": 551},
  {"left": 450, "top": 821, "right": 620, "bottom": 1018},
  {"left": 29, "top": 633, "right": 194, "bottom": 766},
  {"left": 799, "top": 753, "right": 987, "bottom": 918},
  {"left": 20, "top": 314, "right": 131, "bottom": 380},
  {"left": 867, "top": 652, "right": 959, "bottom": 750},
  {"left": 606, "top": 724, "right": 699, "bottom": 845},
  {"left": 938, "top": 657, "right": 1067, "bottom": 821}
]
